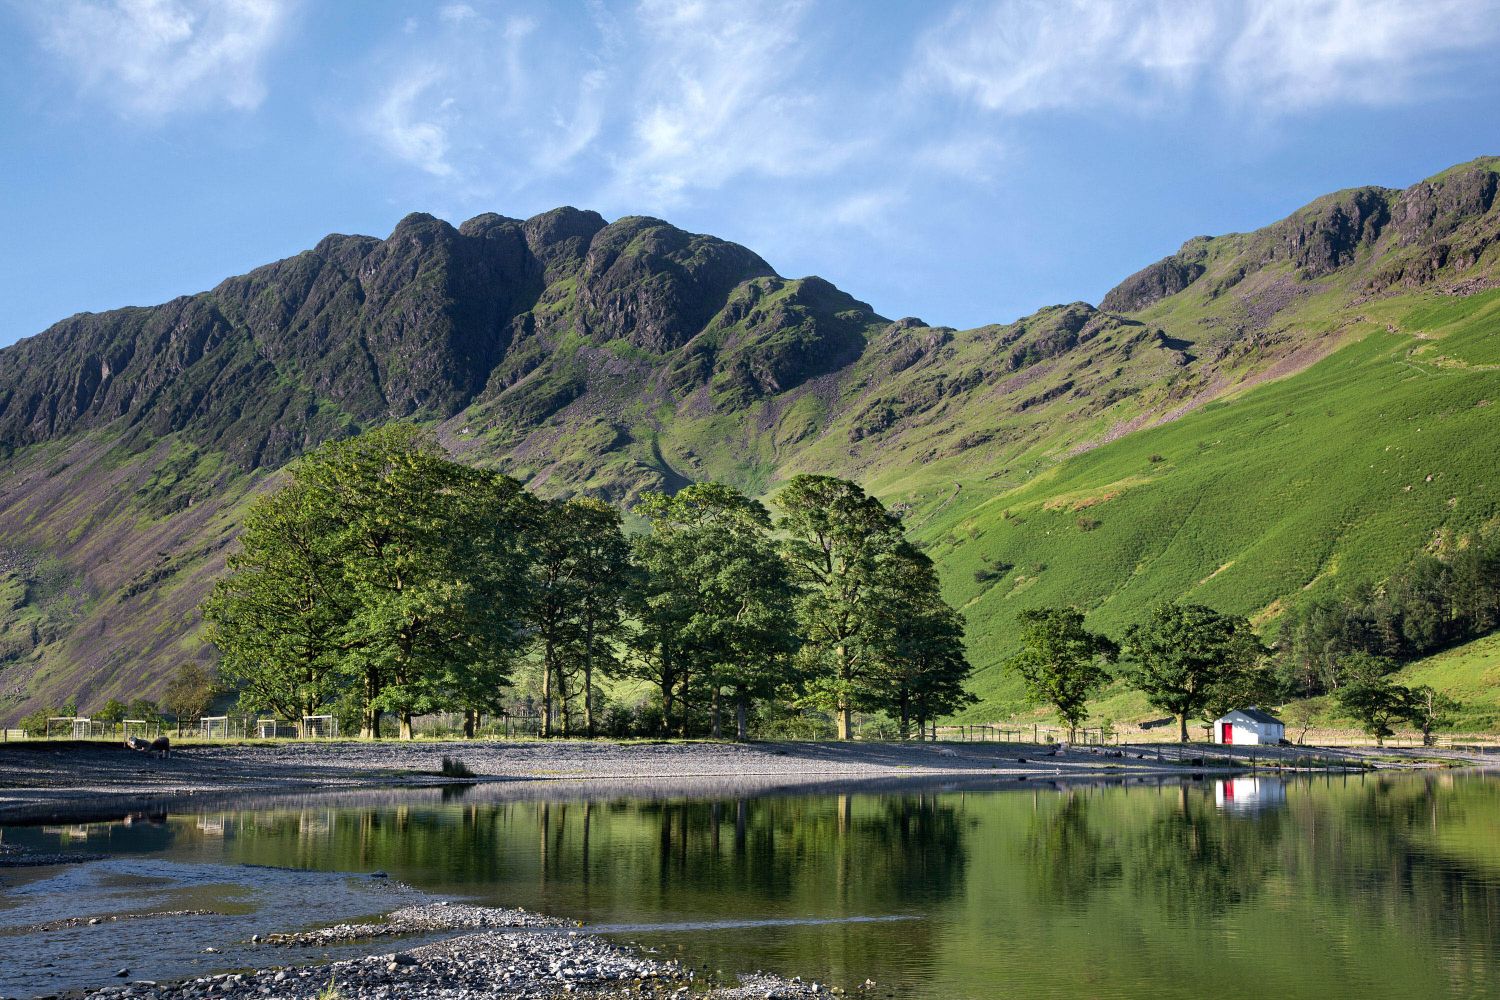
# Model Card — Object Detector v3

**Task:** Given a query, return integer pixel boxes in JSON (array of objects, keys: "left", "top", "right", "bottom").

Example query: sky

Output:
[{"left": 3, "top": 0, "right": 1500, "bottom": 348}]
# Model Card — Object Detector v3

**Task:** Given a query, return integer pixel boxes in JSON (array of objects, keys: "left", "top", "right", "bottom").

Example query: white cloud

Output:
[
  {"left": 1224, "top": 0, "right": 1500, "bottom": 109},
  {"left": 28, "top": 0, "right": 288, "bottom": 118},
  {"left": 914, "top": 0, "right": 1500, "bottom": 117},
  {"left": 438, "top": 4, "right": 478, "bottom": 24},
  {"left": 367, "top": 67, "right": 455, "bottom": 178},
  {"left": 609, "top": 0, "right": 858, "bottom": 206},
  {"left": 360, "top": 12, "right": 538, "bottom": 181}
]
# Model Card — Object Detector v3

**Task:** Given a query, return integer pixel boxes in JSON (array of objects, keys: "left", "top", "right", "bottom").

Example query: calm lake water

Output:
[{"left": 2, "top": 771, "right": 1498, "bottom": 999}]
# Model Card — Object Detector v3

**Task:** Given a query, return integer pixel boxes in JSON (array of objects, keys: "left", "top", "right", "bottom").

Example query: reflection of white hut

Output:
[
  {"left": 1215, "top": 776, "right": 1288, "bottom": 811},
  {"left": 1212, "top": 707, "right": 1284, "bottom": 746}
]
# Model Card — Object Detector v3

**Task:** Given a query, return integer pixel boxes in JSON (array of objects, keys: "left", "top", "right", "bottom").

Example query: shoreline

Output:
[
  {"left": 44, "top": 901, "right": 831, "bottom": 1000},
  {"left": 2, "top": 737, "right": 1484, "bottom": 826}
]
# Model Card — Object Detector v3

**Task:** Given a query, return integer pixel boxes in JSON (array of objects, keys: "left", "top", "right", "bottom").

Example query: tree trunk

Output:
[
  {"left": 711, "top": 689, "right": 722, "bottom": 739},
  {"left": 899, "top": 695, "right": 910, "bottom": 741},
  {"left": 362, "top": 666, "right": 382, "bottom": 740},
  {"left": 679, "top": 671, "right": 691, "bottom": 739},
  {"left": 1177, "top": 712, "right": 1188, "bottom": 743},
  {"left": 400, "top": 711, "right": 413, "bottom": 741},
  {"left": 835, "top": 644, "right": 853, "bottom": 741},
  {"left": 558, "top": 662, "right": 571, "bottom": 738},
  {"left": 363, "top": 706, "right": 383, "bottom": 741},
  {"left": 736, "top": 688, "right": 749, "bottom": 741},
  {"left": 541, "top": 640, "right": 554, "bottom": 738},
  {"left": 583, "top": 621, "right": 596, "bottom": 739},
  {"left": 463, "top": 709, "right": 477, "bottom": 739}
]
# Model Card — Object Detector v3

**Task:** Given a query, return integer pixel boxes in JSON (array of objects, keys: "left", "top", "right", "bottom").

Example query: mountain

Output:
[{"left": 2, "top": 157, "right": 1498, "bottom": 724}]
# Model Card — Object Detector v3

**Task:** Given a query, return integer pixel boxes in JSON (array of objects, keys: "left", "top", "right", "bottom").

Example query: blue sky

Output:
[{"left": 3, "top": 0, "right": 1500, "bottom": 348}]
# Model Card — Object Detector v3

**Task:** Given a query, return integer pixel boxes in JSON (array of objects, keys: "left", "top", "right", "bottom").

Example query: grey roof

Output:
[{"left": 1228, "top": 706, "right": 1283, "bottom": 725}]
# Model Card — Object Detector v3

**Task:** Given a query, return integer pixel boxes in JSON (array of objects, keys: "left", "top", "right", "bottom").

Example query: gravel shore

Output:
[
  {"left": 63, "top": 903, "right": 832, "bottom": 1000},
  {"left": 2, "top": 736, "right": 1482, "bottom": 824}
]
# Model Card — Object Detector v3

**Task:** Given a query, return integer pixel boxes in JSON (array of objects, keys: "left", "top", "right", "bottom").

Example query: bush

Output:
[
  {"left": 439, "top": 756, "right": 475, "bottom": 778},
  {"left": 19, "top": 707, "right": 56, "bottom": 737}
]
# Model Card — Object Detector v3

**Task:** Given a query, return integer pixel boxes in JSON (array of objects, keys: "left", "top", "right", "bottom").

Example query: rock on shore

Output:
[{"left": 69, "top": 903, "right": 832, "bottom": 1000}]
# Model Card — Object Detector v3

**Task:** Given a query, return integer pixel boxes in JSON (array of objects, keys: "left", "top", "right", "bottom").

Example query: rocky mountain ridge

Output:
[{"left": 1, "top": 156, "right": 1497, "bottom": 721}]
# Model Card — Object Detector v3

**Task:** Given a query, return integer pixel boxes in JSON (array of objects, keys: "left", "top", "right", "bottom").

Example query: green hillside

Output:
[
  {"left": 1, "top": 158, "right": 1498, "bottom": 725},
  {"left": 913, "top": 289, "right": 1500, "bottom": 716}
]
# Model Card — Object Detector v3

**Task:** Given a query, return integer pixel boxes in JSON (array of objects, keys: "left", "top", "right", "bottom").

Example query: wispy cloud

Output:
[
  {"left": 914, "top": 0, "right": 1500, "bottom": 117},
  {"left": 1223, "top": 0, "right": 1500, "bottom": 109},
  {"left": 367, "top": 67, "right": 455, "bottom": 178},
  {"left": 25, "top": 0, "right": 288, "bottom": 118},
  {"left": 608, "top": 0, "right": 857, "bottom": 206}
]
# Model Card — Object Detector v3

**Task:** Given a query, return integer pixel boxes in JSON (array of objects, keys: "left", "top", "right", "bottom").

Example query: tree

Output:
[
  {"left": 564, "top": 499, "right": 636, "bottom": 738},
  {"left": 164, "top": 661, "right": 215, "bottom": 727},
  {"left": 628, "top": 484, "right": 798, "bottom": 738},
  {"left": 297, "top": 425, "right": 536, "bottom": 739},
  {"left": 1336, "top": 675, "right": 1410, "bottom": 745},
  {"left": 527, "top": 497, "right": 634, "bottom": 737},
  {"left": 1007, "top": 608, "right": 1117, "bottom": 741},
  {"left": 1403, "top": 685, "right": 1460, "bottom": 746},
  {"left": 1281, "top": 700, "right": 1317, "bottom": 745},
  {"left": 203, "top": 477, "right": 350, "bottom": 722},
  {"left": 776, "top": 475, "right": 907, "bottom": 740},
  {"left": 867, "top": 548, "right": 974, "bottom": 739},
  {"left": 1122, "top": 603, "right": 1269, "bottom": 742},
  {"left": 94, "top": 698, "right": 128, "bottom": 725}
]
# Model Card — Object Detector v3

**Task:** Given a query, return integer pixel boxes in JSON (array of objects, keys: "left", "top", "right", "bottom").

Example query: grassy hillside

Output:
[
  {"left": 912, "top": 287, "right": 1500, "bottom": 718},
  {"left": 1, "top": 158, "right": 1498, "bottom": 725}
]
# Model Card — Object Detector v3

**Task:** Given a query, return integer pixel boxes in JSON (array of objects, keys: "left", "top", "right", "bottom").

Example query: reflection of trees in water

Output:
[
  {"left": 1025, "top": 791, "right": 1123, "bottom": 907},
  {"left": 1022, "top": 784, "right": 1286, "bottom": 918},
  {"left": 1124, "top": 785, "right": 1286, "bottom": 919},
  {"left": 1291, "top": 774, "right": 1500, "bottom": 947},
  {"left": 1021, "top": 775, "right": 1500, "bottom": 951},
  {"left": 626, "top": 793, "right": 971, "bottom": 912}
]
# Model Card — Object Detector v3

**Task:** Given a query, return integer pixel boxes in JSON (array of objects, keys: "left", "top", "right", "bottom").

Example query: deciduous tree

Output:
[
  {"left": 1008, "top": 607, "right": 1117, "bottom": 741},
  {"left": 775, "top": 476, "right": 905, "bottom": 740},
  {"left": 1122, "top": 603, "right": 1268, "bottom": 742}
]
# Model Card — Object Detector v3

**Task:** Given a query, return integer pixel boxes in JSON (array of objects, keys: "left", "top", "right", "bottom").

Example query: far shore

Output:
[{"left": 1, "top": 736, "right": 1490, "bottom": 826}]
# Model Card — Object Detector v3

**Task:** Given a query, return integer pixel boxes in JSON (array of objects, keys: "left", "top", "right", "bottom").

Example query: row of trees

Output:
[
  {"left": 1278, "top": 533, "right": 1500, "bottom": 694},
  {"left": 1009, "top": 601, "right": 1466, "bottom": 744},
  {"left": 202, "top": 425, "right": 974, "bottom": 740},
  {"left": 1009, "top": 603, "right": 1271, "bottom": 742}
]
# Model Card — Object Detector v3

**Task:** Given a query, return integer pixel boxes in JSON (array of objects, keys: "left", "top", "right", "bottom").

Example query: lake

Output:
[{"left": 2, "top": 771, "right": 1497, "bottom": 999}]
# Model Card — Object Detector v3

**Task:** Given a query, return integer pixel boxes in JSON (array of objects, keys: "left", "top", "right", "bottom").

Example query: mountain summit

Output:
[{"left": 1, "top": 157, "right": 1498, "bottom": 721}]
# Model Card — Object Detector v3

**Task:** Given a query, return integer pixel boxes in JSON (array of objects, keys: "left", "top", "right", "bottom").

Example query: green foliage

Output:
[
  {"left": 865, "top": 547, "right": 975, "bottom": 738},
  {"left": 93, "top": 698, "right": 127, "bottom": 724},
  {"left": 163, "top": 661, "right": 215, "bottom": 723},
  {"left": 1121, "top": 603, "right": 1269, "bottom": 741},
  {"left": 1336, "top": 674, "right": 1411, "bottom": 744},
  {"left": 1007, "top": 607, "right": 1118, "bottom": 739},
  {"left": 202, "top": 477, "right": 349, "bottom": 721},
  {"left": 528, "top": 496, "right": 636, "bottom": 737},
  {"left": 776, "top": 475, "right": 912, "bottom": 739},
  {"left": 628, "top": 483, "right": 799, "bottom": 738},
  {"left": 297, "top": 425, "right": 538, "bottom": 738},
  {"left": 1403, "top": 685, "right": 1460, "bottom": 745},
  {"left": 439, "top": 755, "right": 475, "bottom": 778}
]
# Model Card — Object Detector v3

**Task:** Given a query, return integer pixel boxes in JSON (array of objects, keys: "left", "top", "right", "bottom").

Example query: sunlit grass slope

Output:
[{"left": 915, "top": 290, "right": 1500, "bottom": 719}]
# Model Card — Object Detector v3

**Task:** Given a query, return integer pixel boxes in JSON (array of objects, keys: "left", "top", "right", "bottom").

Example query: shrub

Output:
[{"left": 439, "top": 756, "right": 475, "bottom": 778}]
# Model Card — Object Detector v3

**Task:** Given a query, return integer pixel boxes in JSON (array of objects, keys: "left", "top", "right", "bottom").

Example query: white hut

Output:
[{"left": 1212, "top": 707, "right": 1284, "bottom": 746}]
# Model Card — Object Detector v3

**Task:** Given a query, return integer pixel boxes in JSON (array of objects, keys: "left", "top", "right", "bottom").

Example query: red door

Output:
[{"left": 1221, "top": 722, "right": 1234, "bottom": 745}]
